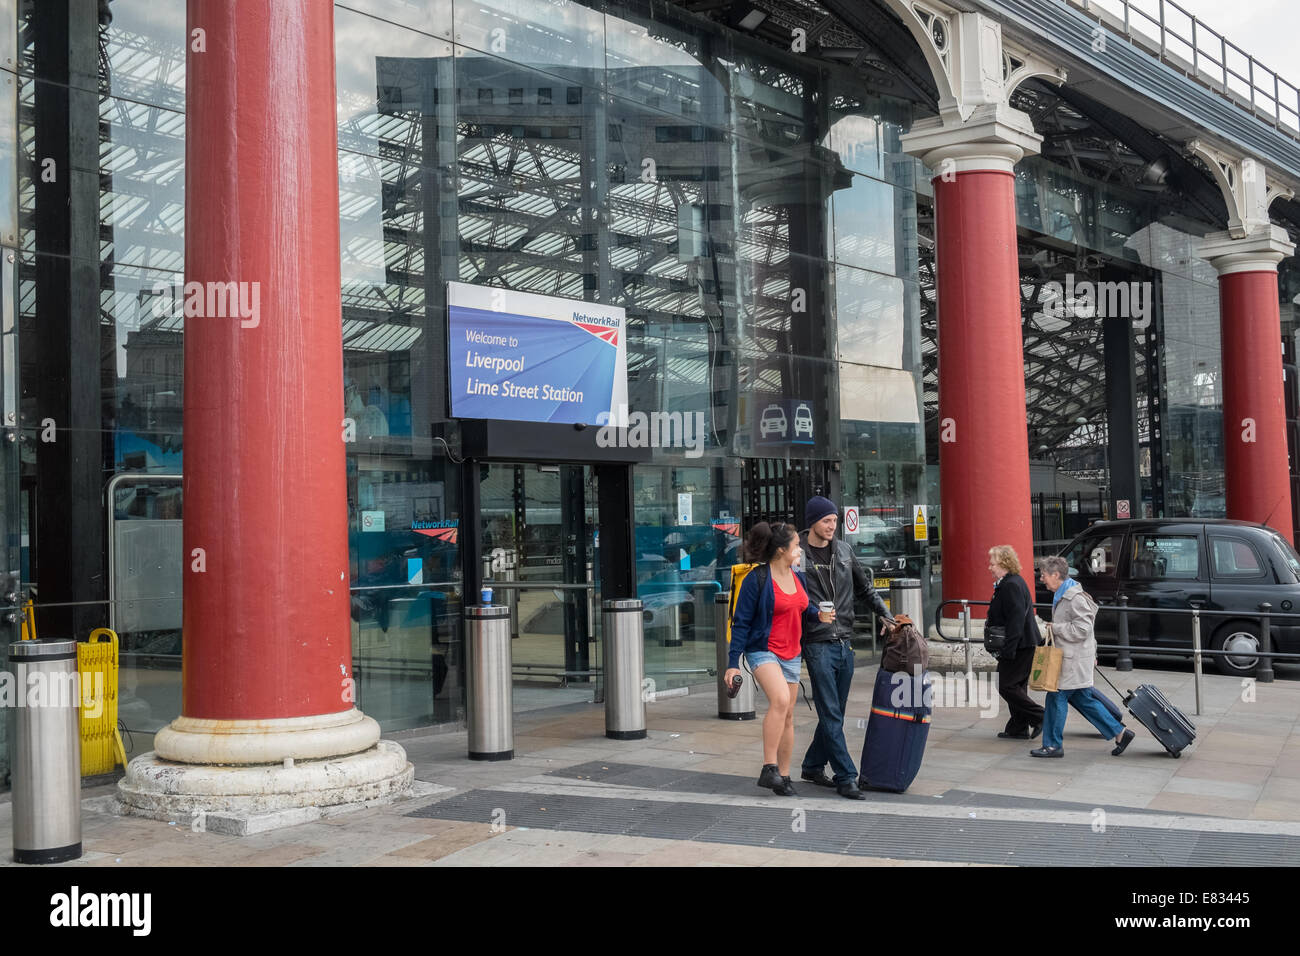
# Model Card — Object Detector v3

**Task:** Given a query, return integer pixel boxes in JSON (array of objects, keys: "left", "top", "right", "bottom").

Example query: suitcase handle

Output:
[{"left": 1149, "top": 710, "right": 1173, "bottom": 734}]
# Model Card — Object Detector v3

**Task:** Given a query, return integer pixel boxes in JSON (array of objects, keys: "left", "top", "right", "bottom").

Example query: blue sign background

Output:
[{"left": 449, "top": 305, "right": 617, "bottom": 424}]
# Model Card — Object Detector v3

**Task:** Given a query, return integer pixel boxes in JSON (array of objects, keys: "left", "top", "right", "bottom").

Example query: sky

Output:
[{"left": 1165, "top": 0, "right": 1299, "bottom": 89}]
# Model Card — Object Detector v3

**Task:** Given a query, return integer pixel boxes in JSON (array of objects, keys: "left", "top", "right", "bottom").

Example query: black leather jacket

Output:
[{"left": 798, "top": 531, "right": 891, "bottom": 643}]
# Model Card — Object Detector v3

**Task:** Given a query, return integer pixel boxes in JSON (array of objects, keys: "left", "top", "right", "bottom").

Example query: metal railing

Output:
[
  {"left": 934, "top": 597, "right": 1300, "bottom": 715},
  {"left": 1069, "top": 0, "right": 1300, "bottom": 139}
]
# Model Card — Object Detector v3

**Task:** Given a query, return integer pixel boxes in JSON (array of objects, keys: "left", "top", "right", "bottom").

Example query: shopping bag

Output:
[{"left": 1028, "top": 626, "right": 1062, "bottom": 692}]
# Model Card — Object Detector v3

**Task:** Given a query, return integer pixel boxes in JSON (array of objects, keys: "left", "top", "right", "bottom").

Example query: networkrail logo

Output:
[{"left": 49, "top": 887, "right": 151, "bottom": 936}]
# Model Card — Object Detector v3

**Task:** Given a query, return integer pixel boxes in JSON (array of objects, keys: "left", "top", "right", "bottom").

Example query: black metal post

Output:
[
  {"left": 33, "top": 1, "right": 110, "bottom": 641},
  {"left": 560, "top": 464, "right": 589, "bottom": 681},
  {"left": 1258, "top": 602, "right": 1275, "bottom": 683},
  {"left": 460, "top": 459, "right": 484, "bottom": 605},
  {"left": 1115, "top": 594, "right": 1133, "bottom": 671},
  {"left": 595, "top": 464, "right": 636, "bottom": 600}
]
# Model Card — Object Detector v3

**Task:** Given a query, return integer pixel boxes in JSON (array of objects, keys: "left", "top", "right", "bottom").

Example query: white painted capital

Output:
[
  {"left": 880, "top": 1, "right": 1065, "bottom": 123},
  {"left": 1187, "top": 139, "right": 1295, "bottom": 239},
  {"left": 154, "top": 708, "right": 382, "bottom": 765},
  {"left": 1198, "top": 226, "right": 1295, "bottom": 276},
  {"left": 901, "top": 104, "right": 1042, "bottom": 175}
]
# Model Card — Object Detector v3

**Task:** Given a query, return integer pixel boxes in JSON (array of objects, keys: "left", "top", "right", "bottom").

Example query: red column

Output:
[
  {"left": 182, "top": 1, "right": 351, "bottom": 718},
  {"left": 1219, "top": 270, "right": 1294, "bottom": 543},
  {"left": 934, "top": 169, "right": 1034, "bottom": 612}
]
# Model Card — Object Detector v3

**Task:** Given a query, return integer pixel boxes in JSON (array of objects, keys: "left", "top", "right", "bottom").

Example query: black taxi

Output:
[{"left": 1037, "top": 519, "right": 1300, "bottom": 676}]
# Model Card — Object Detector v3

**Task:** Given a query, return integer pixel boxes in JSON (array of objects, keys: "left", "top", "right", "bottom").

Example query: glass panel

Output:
[
  {"left": 831, "top": 173, "right": 900, "bottom": 274},
  {"left": 822, "top": 81, "right": 915, "bottom": 189},
  {"left": 349, "top": 456, "right": 461, "bottom": 729},
  {"left": 835, "top": 266, "right": 907, "bottom": 370},
  {"left": 454, "top": 0, "right": 606, "bottom": 86},
  {"left": 604, "top": 0, "right": 717, "bottom": 118},
  {"left": 101, "top": 98, "right": 185, "bottom": 272},
  {"left": 109, "top": 475, "right": 182, "bottom": 751},
  {"left": 481, "top": 463, "right": 599, "bottom": 707},
  {"left": 456, "top": 49, "right": 601, "bottom": 298},
  {"left": 336, "top": 6, "right": 454, "bottom": 161},
  {"left": 636, "top": 462, "right": 739, "bottom": 693},
  {"left": 102, "top": 1, "right": 186, "bottom": 109},
  {"left": 719, "top": 34, "right": 809, "bottom": 153},
  {"left": 338, "top": 0, "right": 453, "bottom": 39},
  {"left": 0, "top": 69, "right": 13, "bottom": 245},
  {"left": 0, "top": 241, "right": 17, "bottom": 782}
]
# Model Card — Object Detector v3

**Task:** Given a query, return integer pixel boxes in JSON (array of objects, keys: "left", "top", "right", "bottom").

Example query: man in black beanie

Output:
[{"left": 798, "top": 495, "right": 894, "bottom": 799}]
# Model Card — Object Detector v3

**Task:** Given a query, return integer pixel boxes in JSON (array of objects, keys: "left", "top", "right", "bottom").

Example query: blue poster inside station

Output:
[{"left": 448, "top": 282, "right": 627, "bottom": 425}]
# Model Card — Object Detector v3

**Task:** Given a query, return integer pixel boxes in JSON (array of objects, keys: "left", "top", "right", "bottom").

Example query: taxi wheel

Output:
[{"left": 1210, "top": 622, "right": 1261, "bottom": 677}]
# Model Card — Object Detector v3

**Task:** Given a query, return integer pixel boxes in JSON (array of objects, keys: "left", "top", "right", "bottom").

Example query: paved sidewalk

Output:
[{"left": 3, "top": 661, "right": 1299, "bottom": 866}]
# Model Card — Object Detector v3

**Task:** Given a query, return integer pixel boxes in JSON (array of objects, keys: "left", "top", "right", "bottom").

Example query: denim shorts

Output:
[{"left": 746, "top": 650, "right": 802, "bottom": 683}]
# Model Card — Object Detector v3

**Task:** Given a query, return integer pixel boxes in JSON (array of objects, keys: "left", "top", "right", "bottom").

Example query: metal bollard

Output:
[
  {"left": 465, "top": 605, "right": 513, "bottom": 760},
  {"left": 961, "top": 599, "right": 972, "bottom": 677},
  {"left": 8, "top": 639, "right": 82, "bottom": 864},
  {"left": 603, "top": 599, "right": 647, "bottom": 740},
  {"left": 888, "top": 578, "right": 923, "bottom": 625},
  {"left": 1190, "top": 608, "right": 1203, "bottom": 716},
  {"left": 715, "top": 593, "right": 755, "bottom": 720},
  {"left": 1115, "top": 594, "right": 1133, "bottom": 671},
  {"left": 1258, "top": 602, "right": 1275, "bottom": 684}
]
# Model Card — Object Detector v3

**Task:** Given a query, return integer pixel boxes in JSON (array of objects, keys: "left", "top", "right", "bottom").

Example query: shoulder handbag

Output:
[
  {"left": 983, "top": 624, "right": 1007, "bottom": 656},
  {"left": 882, "top": 614, "right": 929, "bottom": 673}
]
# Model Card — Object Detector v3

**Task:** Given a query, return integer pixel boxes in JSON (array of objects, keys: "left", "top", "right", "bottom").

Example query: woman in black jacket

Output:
[{"left": 986, "top": 545, "right": 1045, "bottom": 739}]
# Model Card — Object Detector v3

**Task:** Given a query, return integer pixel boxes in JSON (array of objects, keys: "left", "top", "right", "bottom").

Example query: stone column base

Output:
[
  {"left": 154, "top": 708, "right": 380, "bottom": 765},
  {"left": 115, "top": 739, "right": 413, "bottom": 822}
]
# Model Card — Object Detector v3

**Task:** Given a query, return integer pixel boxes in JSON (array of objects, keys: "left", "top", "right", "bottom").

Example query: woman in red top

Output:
[{"left": 724, "top": 522, "right": 834, "bottom": 794}]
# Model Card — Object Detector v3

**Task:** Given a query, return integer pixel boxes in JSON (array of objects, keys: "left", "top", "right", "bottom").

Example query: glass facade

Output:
[
  {"left": 4, "top": 0, "right": 1292, "bottom": 785},
  {"left": 7, "top": 0, "right": 925, "bottom": 761}
]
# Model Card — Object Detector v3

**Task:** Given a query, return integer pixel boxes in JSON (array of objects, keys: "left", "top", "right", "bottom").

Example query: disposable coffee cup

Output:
[{"left": 818, "top": 602, "right": 835, "bottom": 615}]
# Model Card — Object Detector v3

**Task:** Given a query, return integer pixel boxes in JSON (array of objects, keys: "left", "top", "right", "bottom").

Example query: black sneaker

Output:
[
  {"left": 1111, "top": 728, "right": 1136, "bottom": 756},
  {"left": 997, "top": 729, "right": 1032, "bottom": 739},
  {"left": 774, "top": 776, "right": 798, "bottom": 796},
  {"left": 757, "top": 764, "right": 784, "bottom": 791},
  {"left": 800, "top": 770, "right": 836, "bottom": 788},
  {"left": 1029, "top": 746, "right": 1063, "bottom": 758},
  {"left": 836, "top": 782, "right": 866, "bottom": 800}
]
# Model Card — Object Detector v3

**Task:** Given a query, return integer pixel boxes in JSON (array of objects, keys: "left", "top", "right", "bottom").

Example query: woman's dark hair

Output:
[{"left": 744, "top": 521, "right": 796, "bottom": 563}]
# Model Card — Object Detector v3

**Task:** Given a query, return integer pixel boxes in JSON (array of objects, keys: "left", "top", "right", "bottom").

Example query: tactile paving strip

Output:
[
  {"left": 409, "top": 789, "right": 1295, "bottom": 866},
  {"left": 546, "top": 761, "right": 1186, "bottom": 816}
]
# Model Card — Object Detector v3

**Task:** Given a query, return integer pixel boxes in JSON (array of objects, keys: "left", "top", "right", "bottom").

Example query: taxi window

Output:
[
  {"left": 1210, "top": 537, "right": 1264, "bottom": 577},
  {"left": 1270, "top": 533, "right": 1300, "bottom": 577},
  {"left": 1065, "top": 534, "right": 1120, "bottom": 578},
  {"left": 1130, "top": 534, "right": 1201, "bottom": 579}
]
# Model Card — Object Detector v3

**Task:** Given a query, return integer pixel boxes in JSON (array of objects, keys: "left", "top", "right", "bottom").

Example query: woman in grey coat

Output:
[{"left": 1030, "top": 555, "right": 1136, "bottom": 758}]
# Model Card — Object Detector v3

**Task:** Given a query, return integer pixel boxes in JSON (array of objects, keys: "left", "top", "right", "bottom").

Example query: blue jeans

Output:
[
  {"left": 800, "top": 639, "right": 857, "bottom": 785},
  {"left": 1043, "top": 687, "right": 1124, "bottom": 750}
]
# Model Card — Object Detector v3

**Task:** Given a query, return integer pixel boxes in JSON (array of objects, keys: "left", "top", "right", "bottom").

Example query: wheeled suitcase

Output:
[
  {"left": 858, "top": 666, "right": 931, "bottom": 792},
  {"left": 1098, "top": 670, "right": 1196, "bottom": 757}
]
